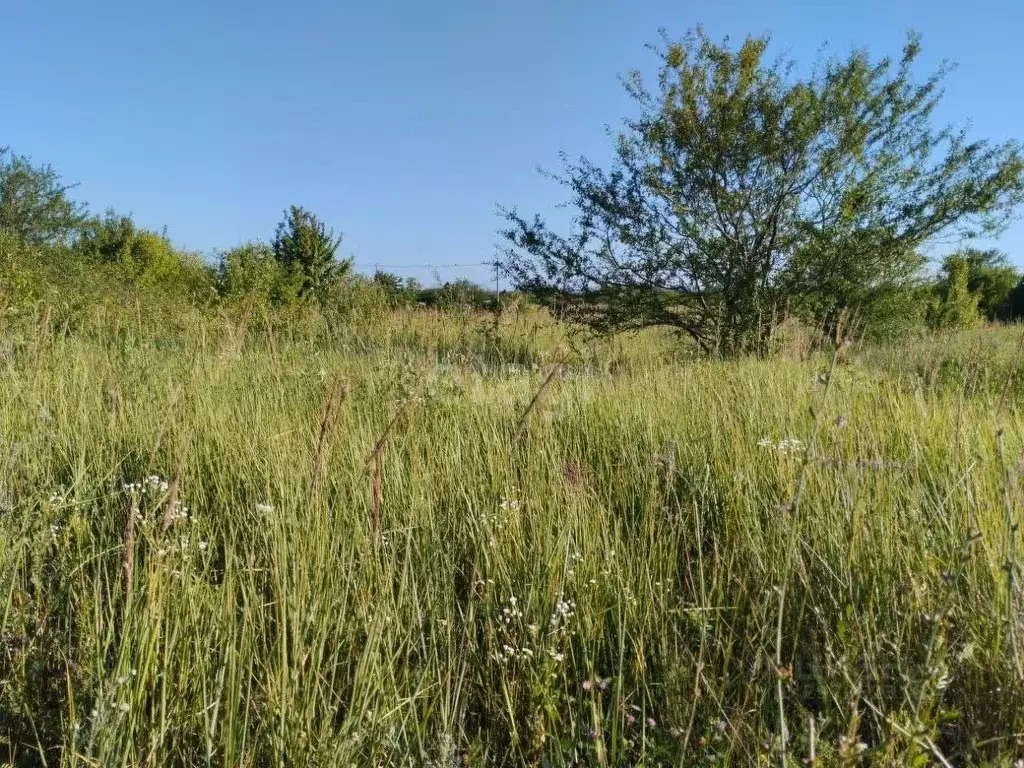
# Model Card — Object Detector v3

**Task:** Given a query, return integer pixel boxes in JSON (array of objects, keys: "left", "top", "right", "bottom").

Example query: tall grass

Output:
[{"left": 3, "top": 307, "right": 1024, "bottom": 765}]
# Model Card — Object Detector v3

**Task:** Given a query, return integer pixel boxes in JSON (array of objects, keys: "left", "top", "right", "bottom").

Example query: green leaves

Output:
[
  {"left": 502, "top": 30, "right": 1024, "bottom": 354},
  {"left": 271, "top": 205, "right": 349, "bottom": 304},
  {"left": 0, "top": 147, "right": 86, "bottom": 247}
]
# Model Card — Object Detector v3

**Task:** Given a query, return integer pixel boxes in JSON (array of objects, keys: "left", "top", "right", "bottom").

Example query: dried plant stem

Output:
[
  {"left": 363, "top": 398, "right": 414, "bottom": 472},
  {"left": 310, "top": 377, "right": 347, "bottom": 497},
  {"left": 372, "top": 452, "right": 383, "bottom": 537},
  {"left": 266, "top": 319, "right": 283, "bottom": 380},
  {"left": 363, "top": 395, "right": 418, "bottom": 538},
  {"left": 162, "top": 435, "right": 192, "bottom": 531},
  {"left": 513, "top": 353, "right": 568, "bottom": 439},
  {"left": 34, "top": 305, "right": 51, "bottom": 358},
  {"left": 123, "top": 492, "right": 139, "bottom": 597}
]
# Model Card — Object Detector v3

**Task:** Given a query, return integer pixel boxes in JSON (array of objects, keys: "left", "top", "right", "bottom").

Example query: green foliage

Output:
[
  {"left": 927, "top": 255, "right": 983, "bottom": 330},
  {"left": 272, "top": 205, "right": 350, "bottom": 303},
  {"left": 502, "top": 30, "right": 1024, "bottom": 355},
  {"left": 1005, "top": 278, "right": 1024, "bottom": 321},
  {"left": 217, "top": 241, "right": 302, "bottom": 306},
  {"left": 852, "top": 282, "right": 932, "bottom": 342},
  {"left": 420, "top": 278, "right": 496, "bottom": 311},
  {"left": 941, "top": 248, "right": 1020, "bottom": 320},
  {"left": 76, "top": 211, "right": 216, "bottom": 303},
  {"left": 0, "top": 147, "right": 86, "bottom": 246},
  {"left": 323, "top": 273, "right": 394, "bottom": 322},
  {"left": 0, "top": 230, "right": 121, "bottom": 314},
  {"left": 372, "top": 270, "right": 421, "bottom": 307}
]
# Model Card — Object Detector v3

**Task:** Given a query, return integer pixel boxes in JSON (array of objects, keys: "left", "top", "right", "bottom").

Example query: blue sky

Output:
[{"left": 3, "top": 0, "right": 1023, "bottom": 284}]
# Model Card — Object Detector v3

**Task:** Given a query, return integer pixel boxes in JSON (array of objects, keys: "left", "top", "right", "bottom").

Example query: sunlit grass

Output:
[{"left": 3, "top": 308, "right": 1024, "bottom": 765}]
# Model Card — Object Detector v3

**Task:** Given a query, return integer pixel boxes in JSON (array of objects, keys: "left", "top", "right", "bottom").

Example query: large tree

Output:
[
  {"left": 501, "top": 31, "right": 1024, "bottom": 354},
  {"left": 272, "top": 205, "right": 350, "bottom": 302},
  {"left": 0, "top": 147, "right": 86, "bottom": 247}
]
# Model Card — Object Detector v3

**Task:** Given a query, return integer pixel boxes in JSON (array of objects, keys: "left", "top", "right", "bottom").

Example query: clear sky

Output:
[{"left": 3, "top": 0, "right": 1023, "bottom": 284}]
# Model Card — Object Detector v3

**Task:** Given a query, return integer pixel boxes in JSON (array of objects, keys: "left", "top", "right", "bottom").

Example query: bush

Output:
[
  {"left": 217, "top": 241, "right": 301, "bottom": 307},
  {"left": 419, "top": 279, "right": 496, "bottom": 312},
  {"left": 927, "top": 256, "right": 983, "bottom": 330}
]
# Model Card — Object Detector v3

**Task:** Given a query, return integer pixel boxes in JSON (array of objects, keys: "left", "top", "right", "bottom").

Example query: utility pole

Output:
[{"left": 493, "top": 260, "right": 501, "bottom": 331}]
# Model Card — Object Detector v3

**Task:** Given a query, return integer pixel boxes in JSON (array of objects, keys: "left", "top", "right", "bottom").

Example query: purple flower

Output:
[
  {"left": 582, "top": 680, "right": 593, "bottom": 692},
  {"left": 646, "top": 717, "right": 657, "bottom": 728},
  {"left": 588, "top": 728, "right": 600, "bottom": 740}
]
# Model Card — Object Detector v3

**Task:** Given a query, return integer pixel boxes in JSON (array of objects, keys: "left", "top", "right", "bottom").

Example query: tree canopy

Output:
[
  {"left": 272, "top": 205, "right": 350, "bottom": 303},
  {"left": 501, "top": 30, "right": 1024, "bottom": 354},
  {"left": 0, "top": 147, "right": 86, "bottom": 247}
]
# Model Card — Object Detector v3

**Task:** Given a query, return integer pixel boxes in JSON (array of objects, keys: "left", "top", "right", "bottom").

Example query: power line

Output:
[{"left": 351, "top": 261, "right": 494, "bottom": 270}]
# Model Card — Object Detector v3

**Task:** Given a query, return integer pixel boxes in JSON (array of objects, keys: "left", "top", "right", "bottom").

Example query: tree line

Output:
[
  {"left": 4, "top": 30, "right": 1024, "bottom": 349},
  {"left": 0, "top": 148, "right": 499, "bottom": 316}
]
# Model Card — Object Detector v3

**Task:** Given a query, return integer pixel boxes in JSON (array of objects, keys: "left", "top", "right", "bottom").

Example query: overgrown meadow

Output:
[{"left": 4, "top": 304, "right": 1024, "bottom": 766}]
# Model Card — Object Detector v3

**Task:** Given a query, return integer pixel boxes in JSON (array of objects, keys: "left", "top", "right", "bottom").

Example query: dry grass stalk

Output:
[
  {"left": 513, "top": 353, "right": 568, "bottom": 439},
  {"left": 34, "top": 305, "right": 51, "bottom": 357},
  {"left": 309, "top": 377, "right": 347, "bottom": 497},
  {"left": 363, "top": 398, "right": 414, "bottom": 472},
  {"left": 363, "top": 393, "right": 420, "bottom": 537},
  {"left": 162, "top": 434, "right": 192, "bottom": 531},
  {"left": 122, "top": 491, "right": 139, "bottom": 596},
  {"left": 147, "top": 386, "right": 182, "bottom": 470},
  {"left": 372, "top": 452, "right": 383, "bottom": 536},
  {"left": 266, "top": 318, "right": 283, "bottom": 380},
  {"left": 235, "top": 296, "right": 254, "bottom": 352}
]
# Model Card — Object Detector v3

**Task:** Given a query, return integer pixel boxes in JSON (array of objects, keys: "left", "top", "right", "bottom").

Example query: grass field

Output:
[{"left": 4, "top": 305, "right": 1024, "bottom": 766}]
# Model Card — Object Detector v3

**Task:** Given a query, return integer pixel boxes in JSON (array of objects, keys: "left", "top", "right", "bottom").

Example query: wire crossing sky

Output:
[{"left": 4, "top": 0, "right": 1023, "bottom": 284}]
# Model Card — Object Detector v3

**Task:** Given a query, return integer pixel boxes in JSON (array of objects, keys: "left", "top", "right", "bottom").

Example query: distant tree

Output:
[
  {"left": 77, "top": 210, "right": 215, "bottom": 299},
  {"left": 372, "top": 269, "right": 403, "bottom": 293},
  {"left": 436, "top": 279, "right": 495, "bottom": 311},
  {"left": 1005, "top": 278, "right": 1024, "bottom": 321},
  {"left": 939, "top": 248, "right": 1019, "bottom": 321},
  {"left": 0, "top": 147, "right": 86, "bottom": 246},
  {"left": 927, "top": 255, "right": 982, "bottom": 330},
  {"left": 272, "top": 206, "right": 350, "bottom": 302},
  {"left": 372, "top": 270, "right": 420, "bottom": 307},
  {"left": 218, "top": 241, "right": 301, "bottom": 305},
  {"left": 501, "top": 30, "right": 1024, "bottom": 354},
  {"left": 77, "top": 211, "right": 179, "bottom": 282}
]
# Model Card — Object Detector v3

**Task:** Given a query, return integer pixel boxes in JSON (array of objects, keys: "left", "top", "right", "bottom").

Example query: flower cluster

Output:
[
  {"left": 498, "top": 488, "right": 521, "bottom": 511},
  {"left": 757, "top": 437, "right": 805, "bottom": 454},
  {"left": 122, "top": 475, "right": 170, "bottom": 495},
  {"left": 491, "top": 593, "right": 576, "bottom": 667},
  {"left": 550, "top": 597, "right": 575, "bottom": 632},
  {"left": 165, "top": 499, "right": 191, "bottom": 524},
  {"left": 501, "top": 595, "right": 523, "bottom": 623},
  {"left": 493, "top": 594, "right": 533, "bottom": 662}
]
